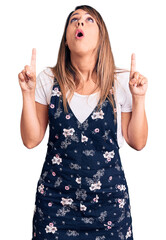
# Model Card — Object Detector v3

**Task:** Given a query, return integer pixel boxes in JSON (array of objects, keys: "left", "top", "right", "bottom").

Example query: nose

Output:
[{"left": 77, "top": 21, "right": 84, "bottom": 27}]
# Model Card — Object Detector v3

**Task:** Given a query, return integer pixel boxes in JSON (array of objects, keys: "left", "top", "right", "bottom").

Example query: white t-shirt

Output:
[{"left": 35, "top": 68, "right": 132, "bottom": 148}]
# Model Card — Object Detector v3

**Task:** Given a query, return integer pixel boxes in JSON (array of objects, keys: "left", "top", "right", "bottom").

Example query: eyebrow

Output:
[{"left": 70, "top": 12, "right": 90, "bottom": 18}]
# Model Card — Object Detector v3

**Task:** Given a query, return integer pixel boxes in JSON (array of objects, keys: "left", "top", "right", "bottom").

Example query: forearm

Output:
[
  {"left": 128, "top": 95, "right": 148, "bottom": 150},
  {"left": 20, "top": 92, "right": 41, "bottom": 148}
]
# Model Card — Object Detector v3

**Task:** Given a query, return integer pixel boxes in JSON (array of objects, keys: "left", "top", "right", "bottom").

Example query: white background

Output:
[{"left": 0, "top": 0, "right": 166, "bottom": 239}]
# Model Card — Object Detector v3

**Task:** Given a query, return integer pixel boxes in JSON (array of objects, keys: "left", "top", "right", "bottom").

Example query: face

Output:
[{"left": 66, "top": 9, "right": 99, "bottom": 57}]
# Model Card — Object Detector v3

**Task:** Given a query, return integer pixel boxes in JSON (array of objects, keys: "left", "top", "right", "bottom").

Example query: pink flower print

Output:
[
  {"left": 110, "top": 139, "right": 113, "bottom": 143},
  {"left": 45, "top": 222, "right": 57, "bottom": 234},
  {"left": 66, "top": 114, "right": 70, "bottom": 119},
  {"left": 34, "top": 232, "right": 36, "bottom": 237},
  {"left": 45, "top": 225, "right": 51, "bottom": 233},
  {"left": 61, "top": 197, "right": 73, "bottom": 206},
  {"left": 90, "top": 181, "right": 102, "bottom": 191},
  {"left": 51, "top": 154, "right": 62, "bottom": 165},
  {"left": 107, "top": 158, "right": 111, "bottom": 162},
  {"left": 103, "top": 150, "right": 115, "bottom": 161},
  {"left": 118, "top": 198, "right": 125, "bottom": 208},
  {"left": 50, "top": 104, "right": 55, "bottom": 109},
  {"left": 48, "top": 202, "right": 52, "bottom": 207},
  {"left": 52, "top": 87, "right": 61, "bottom": 97},
  {"left": 107, "top": 221, "right": 112, "bottom": 225},
  {"left": 55, "top": 135, "right": 59, "bottom": 139},
  {"left": 116, "top": 184, "right": 126, "bottom": 191},
  {"left": 93, "top": 194, "right": 99, "bottom": 202},
  {"left": 63, "top": 128, "right": 75, "bottom": 137},
  {"left": 49, "top": 223, "right": 54, "bottom": 228},
  {"left": 65, "top": 186, "right": 69, "bottom": 190},
  {"left": 94, "top": 128, "right": 100, "bottom": 133},
  {"left": 38, "top": 183, "right": 45, "bottom": 194},
  {"left": 51, "top": 226, "right": 57, "bottom": 234},
  {"left": 41, "top": 189, "right": 44, "bottom": 194},
  {"left": 52, "top": 172, "right": 56, "bottom": 176},
  {"left": 109, "top": 176, "right": 112, "bottom": 181},
  {"left": 104, "top": 220, "right": 112, "bottom": 230}
]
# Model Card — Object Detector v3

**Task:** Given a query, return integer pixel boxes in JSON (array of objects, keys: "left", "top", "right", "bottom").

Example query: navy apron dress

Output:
[{"left": 32, "top": 78, "right": 134, "bottom": 240}]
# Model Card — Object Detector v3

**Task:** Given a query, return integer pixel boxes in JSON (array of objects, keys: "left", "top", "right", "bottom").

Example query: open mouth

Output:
[{"left": 75, "top": 29, "right": 84, "bottom": 39}]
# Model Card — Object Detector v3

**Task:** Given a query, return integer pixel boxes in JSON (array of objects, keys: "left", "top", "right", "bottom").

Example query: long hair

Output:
[{"left": 49, "top": 5, "right": 130, "bottom": 122}]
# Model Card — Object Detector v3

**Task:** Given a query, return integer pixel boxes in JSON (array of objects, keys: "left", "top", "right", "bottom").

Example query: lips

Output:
[{"left": 75, "top": 29, "right": 84, "bottom": 39}]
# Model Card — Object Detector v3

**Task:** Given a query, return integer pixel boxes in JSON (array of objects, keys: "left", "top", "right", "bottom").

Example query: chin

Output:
[{"left": 70, "top": 47, "right": 97, "bottom": 57}]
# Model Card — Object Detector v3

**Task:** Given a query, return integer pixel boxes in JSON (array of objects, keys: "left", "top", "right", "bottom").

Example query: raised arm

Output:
[
  {"left": 18, "top": 48, "right": 48, "bottom": 149},
  {"left": 121, "top": 53, "right": 148, "bottom": 150}
]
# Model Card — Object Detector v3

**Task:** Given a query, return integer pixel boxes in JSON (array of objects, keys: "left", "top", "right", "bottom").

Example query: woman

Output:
[{"left": 18, "top": 5, "right": 148, "bottom": 240}]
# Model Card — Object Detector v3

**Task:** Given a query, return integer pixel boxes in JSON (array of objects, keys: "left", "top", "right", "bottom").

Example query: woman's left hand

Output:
[{"left": 129, "top": 53, "right": 148, "bottom": 97}]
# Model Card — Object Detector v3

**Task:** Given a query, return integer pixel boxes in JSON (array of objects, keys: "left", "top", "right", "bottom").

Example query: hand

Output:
[
  {"left": 18, "top": 48, "right": 36, "bottom": 93},
  {"left": 129, "top": 53, "right": 148, "bottom": 97}
]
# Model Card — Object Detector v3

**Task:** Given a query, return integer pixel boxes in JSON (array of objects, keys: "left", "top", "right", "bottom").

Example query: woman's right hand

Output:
[{"left": 18, "top": 48, "right": 36, "bottom": 93}]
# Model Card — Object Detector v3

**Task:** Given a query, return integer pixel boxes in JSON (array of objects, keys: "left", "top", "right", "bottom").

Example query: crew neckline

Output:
[{"left": 74, "top": 91, "right": 100, "bottom": 97}]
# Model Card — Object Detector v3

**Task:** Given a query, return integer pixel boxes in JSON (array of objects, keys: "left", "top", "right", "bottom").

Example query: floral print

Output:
[
  {"left": 63, "top": 128, "right": 75, "bottom": 137},
  {"left": 38, "top": 184, "right": 45, "bottom": 194},
  {"left": 45, "top": 223, "right": 57, "bottom": 234},
  {"left": 91, "top": 109, "right": 104, "bottom": 119},
  {"left": 32, "top": 79, "right": 134, "bottom": 239},
  {"left": 61, "top": 197, "right": 73, "bottom": 206},
  {"left": 103, "top": 150, "right": 115, "bottom": 161},
  {"left": 51, "top": 154, "right": 62, "bottom": 165}
]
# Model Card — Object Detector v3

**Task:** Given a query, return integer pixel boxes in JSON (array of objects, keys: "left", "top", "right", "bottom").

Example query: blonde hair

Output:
[{"left": 48, "top": 5, "right": 130, "bottom": 122}]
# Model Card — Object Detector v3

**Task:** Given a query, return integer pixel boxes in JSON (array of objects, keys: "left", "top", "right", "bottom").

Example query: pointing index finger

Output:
[
  {"left": 31, "top": 48, "right": 36, "bottom": 73},
  {"left": 130, "top": 53, "right": 136, "bottom": 80}
]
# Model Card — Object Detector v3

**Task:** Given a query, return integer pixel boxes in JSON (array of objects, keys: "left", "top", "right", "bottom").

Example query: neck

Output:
[{"left": 70, "top": 52, "right": 97, "bottom": 83}]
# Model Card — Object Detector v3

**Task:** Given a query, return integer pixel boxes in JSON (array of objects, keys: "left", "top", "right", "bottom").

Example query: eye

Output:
[
  {"left": 70, "top": 18, "right": 77, "bottom": 23},
  {"left": 87, "top": 17, "right": 94, "bottom": 22}
]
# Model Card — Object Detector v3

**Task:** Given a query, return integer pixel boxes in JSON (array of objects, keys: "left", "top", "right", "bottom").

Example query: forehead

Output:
[{"left": 70, "top": 9, "right": 92, "bottom": 18}]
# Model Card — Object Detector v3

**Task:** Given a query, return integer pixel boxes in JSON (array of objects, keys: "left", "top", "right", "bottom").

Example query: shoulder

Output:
[
  {"left": 114, "top": 71, "right": 130, "bottom": 99},
  {"left": 114, "top": 71, "right": 132, "bottom": 111},
  {"left": 35, "top": 68, "right": 55, "bottom": 105},
  {"left": 115, "top": 71, "right": 130, "bottom": 92},
  {"left": 36, "top": 67, "right": 54, "bottom": 85}
]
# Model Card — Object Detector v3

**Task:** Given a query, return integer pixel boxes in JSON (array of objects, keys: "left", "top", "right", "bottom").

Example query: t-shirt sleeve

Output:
[
  {"left": 116, "top": 71, "right": 132, "bottom": 112},
  {"left": 35, "top": 68, "right": 54, "bottom": 105}
]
